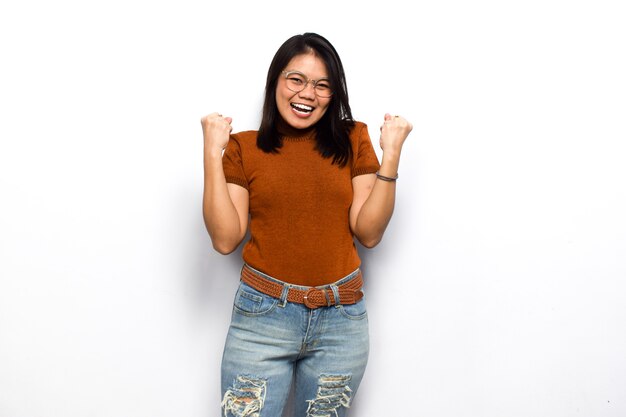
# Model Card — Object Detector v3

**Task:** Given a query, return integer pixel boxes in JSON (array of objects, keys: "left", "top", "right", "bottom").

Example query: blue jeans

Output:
[{"left": 220, "top": 265, "right": 369, "bottom": 417}]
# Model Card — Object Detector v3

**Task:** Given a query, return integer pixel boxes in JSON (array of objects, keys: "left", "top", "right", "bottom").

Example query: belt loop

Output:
[
  {"left": 323, "top": 290, "right": 331, "bottom": 307},
  {"left": 330, "top": 284, "right": 341, "bottom": 306},
  {"left": 278, "top": 284, "right": 290, "bottom": 308}
]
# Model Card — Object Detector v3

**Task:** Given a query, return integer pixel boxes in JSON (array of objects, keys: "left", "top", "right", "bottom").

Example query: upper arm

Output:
[
  {"left": 227, "top": 182, "right": 250, "bottom": 243},
  {"left": 349, "top": 173, "right": 376, "bottom": 233}
]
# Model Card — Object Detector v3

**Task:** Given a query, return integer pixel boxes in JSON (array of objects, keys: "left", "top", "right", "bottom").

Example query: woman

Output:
[{"left": 201, "top": 33, "right": 412, "bottom": 417}]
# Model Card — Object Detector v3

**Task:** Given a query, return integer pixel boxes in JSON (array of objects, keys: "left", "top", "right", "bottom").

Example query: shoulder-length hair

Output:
[{"left": 257, "top": 33, "right": 354, "bottom": 167}]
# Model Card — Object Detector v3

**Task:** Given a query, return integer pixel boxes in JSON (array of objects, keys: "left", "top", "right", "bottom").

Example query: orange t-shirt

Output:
[{"left": 222, "top": 121, "right": 380, "bottom": 286}]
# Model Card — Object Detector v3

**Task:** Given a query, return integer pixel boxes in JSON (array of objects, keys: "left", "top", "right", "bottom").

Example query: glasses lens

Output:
[
  {"left": 285, "top": 72, "right": 307, "bottom": 93},
  {"left": 314, "top": 80, "right": 333, "bottom": 98}
]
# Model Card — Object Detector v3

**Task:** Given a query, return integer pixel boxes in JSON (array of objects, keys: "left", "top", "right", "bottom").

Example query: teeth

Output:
[{"left": 291, "top": 103, "right": 313, "bottom": 112}]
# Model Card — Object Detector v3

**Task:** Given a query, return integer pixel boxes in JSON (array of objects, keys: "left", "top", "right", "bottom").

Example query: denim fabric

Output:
[{"left": 220, "top": 266, "right": 369, "bottom": 417}]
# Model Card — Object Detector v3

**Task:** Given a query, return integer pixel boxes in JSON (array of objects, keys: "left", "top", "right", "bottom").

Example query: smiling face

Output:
[{"left": 275, "top": 52, "right": 332, "bottom": 130}]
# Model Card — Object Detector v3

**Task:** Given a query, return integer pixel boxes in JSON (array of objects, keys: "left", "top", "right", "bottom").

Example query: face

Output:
[{"left": 276, "top": 52, "right": 332, "bottom": 130}]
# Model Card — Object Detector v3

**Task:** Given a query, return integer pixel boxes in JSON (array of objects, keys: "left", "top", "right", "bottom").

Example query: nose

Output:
[{"left": 298, "top": 81, "right": 317, "bottom": 99}]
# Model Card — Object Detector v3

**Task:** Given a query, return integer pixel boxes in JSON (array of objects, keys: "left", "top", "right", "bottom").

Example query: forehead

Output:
[{"left": 284, "top": 52, "right": 329, "bottom": 77}]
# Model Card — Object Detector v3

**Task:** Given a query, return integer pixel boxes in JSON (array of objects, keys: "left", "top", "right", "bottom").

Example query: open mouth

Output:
[{"left": 291, "top": 103, "right": 314, "bottom": 114}]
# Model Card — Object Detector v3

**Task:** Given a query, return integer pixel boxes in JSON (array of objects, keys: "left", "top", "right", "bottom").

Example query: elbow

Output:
[
  {"left": 205, "top": 222, "right": 245, "bottom": 255},
  {"left": 357, "top": 235, "right": 383, "bottom": 249},
  {"left": 212, "top": 241, "right": 238, "bottom": 255},
  {"left": 210, "top": 235, "right": 242, "bottom": 255},
  {"left": 353, "top": 224, "right": 385, "bottom": 249},
  {"left": 353, "top": 221, "right": 386, "bottom": 249}
]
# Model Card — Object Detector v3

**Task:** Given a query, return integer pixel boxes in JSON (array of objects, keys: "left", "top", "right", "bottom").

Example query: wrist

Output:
[
  {"left": 204, "top": 146, "right": 225, "bottom": 160},
  {"left": 379, "top": 155, "right": 400, "bottom": 175},
  {"left": 381, "top": 148, "right": 402, "bottom": 163},
  {"left": 377, "top": 163, "right": 399, "bottom": 178},
  {"left": 375, "top": 171, "right": 398, "bottom": 182}
]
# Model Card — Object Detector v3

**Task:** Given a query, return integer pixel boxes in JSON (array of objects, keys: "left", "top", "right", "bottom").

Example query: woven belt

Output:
[{"left": 240, "top": 265, "right": 364, "bottom": 309}]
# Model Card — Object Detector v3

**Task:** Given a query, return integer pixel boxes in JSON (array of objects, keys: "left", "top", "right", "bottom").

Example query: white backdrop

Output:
[{"left": 1, "top": 1, "right": 625, "bottom": 416}]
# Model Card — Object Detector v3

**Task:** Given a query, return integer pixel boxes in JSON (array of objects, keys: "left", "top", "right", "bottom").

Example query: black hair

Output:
[{"left": 257, "top": 33, "right": 354, "bottom": 167}]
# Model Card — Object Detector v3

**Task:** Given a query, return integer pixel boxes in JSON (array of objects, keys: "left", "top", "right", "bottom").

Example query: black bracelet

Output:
[{"left": 376, "top": 171, "right": 399, "bottom": 182}]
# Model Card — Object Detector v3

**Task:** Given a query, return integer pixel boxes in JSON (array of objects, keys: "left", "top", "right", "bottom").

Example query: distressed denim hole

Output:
[
  {"left": 306, "top": 374, "right": 352, "bottom": 417},
  {"left": 222, "top": 375, "right": 267, "bottom": 417}
]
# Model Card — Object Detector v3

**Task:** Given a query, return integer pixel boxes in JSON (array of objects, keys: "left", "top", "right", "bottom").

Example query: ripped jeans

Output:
[{"left": 220, "top": 266, "right": 369, "bottom": 417}]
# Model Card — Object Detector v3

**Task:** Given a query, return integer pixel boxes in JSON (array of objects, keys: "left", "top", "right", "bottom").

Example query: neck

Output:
[{"left": 276, "top": 116, "right": 316, "bottom": 139}]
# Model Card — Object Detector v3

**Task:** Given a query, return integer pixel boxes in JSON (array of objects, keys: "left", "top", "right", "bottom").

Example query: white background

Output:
[{"left": 1, "top": 0, "right": 625, "bottom": 416}]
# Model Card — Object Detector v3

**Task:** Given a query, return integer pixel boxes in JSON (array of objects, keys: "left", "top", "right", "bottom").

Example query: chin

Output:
[
  {"left": 285, "top": 117, "right": 313, "bottom": 130},
  {"left": 294, "top": 120, "right": 315, "bottom": 129}
]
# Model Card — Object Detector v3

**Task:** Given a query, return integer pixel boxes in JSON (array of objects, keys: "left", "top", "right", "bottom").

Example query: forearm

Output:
[
  {"left": 353, "top": 152, "right": 400, "bottom": 248},
  {"left": 202, "top": 151, "right": 244, "bottom": 254}
]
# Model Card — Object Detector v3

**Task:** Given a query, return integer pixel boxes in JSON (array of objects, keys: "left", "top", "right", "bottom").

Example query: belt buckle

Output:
[{"left": 303, "top": 287, "right": 325, "bottom": 309}]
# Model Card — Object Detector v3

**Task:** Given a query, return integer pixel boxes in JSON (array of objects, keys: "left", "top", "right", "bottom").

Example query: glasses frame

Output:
[{"left": 281, "top": 70, "right": 334, "bottom": 98}]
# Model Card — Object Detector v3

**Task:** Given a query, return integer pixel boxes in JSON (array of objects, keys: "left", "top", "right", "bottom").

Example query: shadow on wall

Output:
[{"left": 186, "top": 213, "right": 246, "bottom": 317}]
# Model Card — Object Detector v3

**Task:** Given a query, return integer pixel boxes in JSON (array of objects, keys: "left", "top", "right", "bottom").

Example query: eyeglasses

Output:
[{"left": 281, "top": 70, "right": 333, "bottom": 98}]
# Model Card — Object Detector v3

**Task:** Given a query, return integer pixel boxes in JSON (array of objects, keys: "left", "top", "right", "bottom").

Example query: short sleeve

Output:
[
  {"left": 351, "top": 122, "right": 381, "bottom": 177},
  {"left": 222, "top": 134, "right": 249, "bottom": 190}
]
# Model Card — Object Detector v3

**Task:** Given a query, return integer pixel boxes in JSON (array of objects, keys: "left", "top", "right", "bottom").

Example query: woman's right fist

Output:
[{"left": 201, "top": 112, "right": 233, "bottom": 153}]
